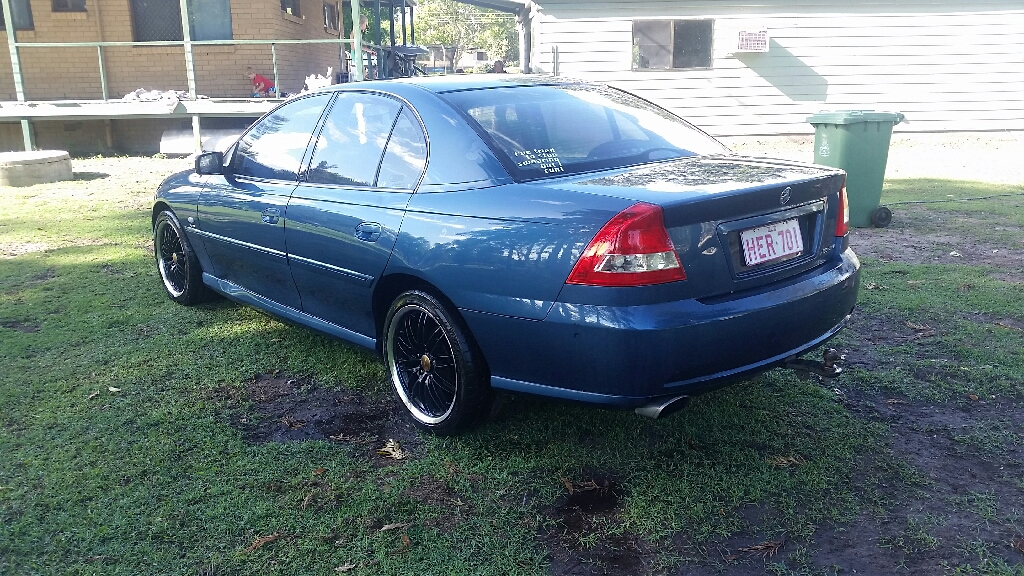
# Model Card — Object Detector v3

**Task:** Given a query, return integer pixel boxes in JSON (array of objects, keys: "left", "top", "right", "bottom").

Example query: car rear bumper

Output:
[{"left": 461, "top": 247, "right": 860, "bottom": 408}]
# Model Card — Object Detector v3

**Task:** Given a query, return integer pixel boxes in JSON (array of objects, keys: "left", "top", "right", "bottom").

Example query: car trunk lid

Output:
[{"left": 557, "top": 154, "right": 846, "bottom": 301}]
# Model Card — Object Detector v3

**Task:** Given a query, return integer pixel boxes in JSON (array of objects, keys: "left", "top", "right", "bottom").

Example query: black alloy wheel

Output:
[
  {"left": 154, "top": 210, "right": 208, "bottom": 305},
  {"left": 384, "top": 290, "right": 490, "bottom": 434}
]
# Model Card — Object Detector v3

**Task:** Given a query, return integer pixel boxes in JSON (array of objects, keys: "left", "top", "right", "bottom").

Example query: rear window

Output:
[{"left": 441, "top": 84, "right": 728, "bottom": 180}]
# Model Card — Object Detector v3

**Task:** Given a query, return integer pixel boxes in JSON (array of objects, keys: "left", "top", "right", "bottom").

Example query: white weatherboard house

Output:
[{"left": 521, "top": 0, "right": 1024, "bottom": 136}]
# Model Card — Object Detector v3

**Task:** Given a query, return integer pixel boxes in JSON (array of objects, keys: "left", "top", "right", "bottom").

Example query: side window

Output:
[
  {"left": 377, "top": 107, "right": 427, "bottom": 190},
  {"left": 232, "top": 93, "right": 331, "bottom": 181},
  {"left": 307, "top": 93, "right": 402, "bottom": 187},
  {"left": 1, "top": 0, "right": 34, "bottom": 29}
]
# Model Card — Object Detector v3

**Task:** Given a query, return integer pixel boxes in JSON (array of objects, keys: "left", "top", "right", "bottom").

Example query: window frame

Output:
[
  {"left": 228, "top": 92, "right": 334, "bottom": 183},
  {"left": 323, "top": 0, "right": 339, "bottom": 31},
  {"left": 0, "top": 0, "right": 34, "bottom": 30},
  {"left": 129, "top": 0, "right": 183, "bottom": 42},
  {"left": 375, "top": 106, "right": 429, "bottom": 191},
  {"left": 129, "top": 0, "right": 233, "bottom": 42},
  {"left": 281, "top": 0, "right": 301, "bottom": 18},
  {"left": 301, "top": 89, "right": 430, "bottom": 193},
  {"left": 52, "top": 0, "right": 86, "bottom": 13},
  {"left": 631, "top": 18, "right": 714, "bottom": 71}
]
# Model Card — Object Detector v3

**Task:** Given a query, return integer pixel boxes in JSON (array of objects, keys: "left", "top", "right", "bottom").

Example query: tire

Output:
[
  {"left": 383, "top": 290, "right": 491, "bottom": 435},
  {"left": 871, "top": 206, "right": 893, "bottom": 228},
  {"left": 154, "top": 209, "right": 209, "bottom": 305}
]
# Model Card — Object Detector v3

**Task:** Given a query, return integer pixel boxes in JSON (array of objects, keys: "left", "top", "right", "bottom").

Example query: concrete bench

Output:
[{"left": 0, "top": 150, "right": 73, "bottom": 187}]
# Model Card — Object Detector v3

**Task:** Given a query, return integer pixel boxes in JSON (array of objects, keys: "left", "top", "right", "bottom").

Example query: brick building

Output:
[{"left": 0, "top": 0, "right": 350, "bottom": 153}]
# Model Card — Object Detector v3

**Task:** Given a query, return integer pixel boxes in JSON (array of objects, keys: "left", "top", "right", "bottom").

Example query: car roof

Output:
[{"left": 325, "top": 74, "right": 577, "bottom": 95}]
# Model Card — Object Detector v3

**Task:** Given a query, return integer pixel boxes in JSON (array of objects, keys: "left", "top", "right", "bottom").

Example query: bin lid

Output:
[{"left": 807, "top": 110, "right": 905, "bottom": 125}]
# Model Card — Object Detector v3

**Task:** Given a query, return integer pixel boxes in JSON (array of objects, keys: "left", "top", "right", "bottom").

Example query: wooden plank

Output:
[
  {"left": 544, "top": 49, "right": 1024, "bottom": 67},
  {"left": 538, "top": 1, "right": 1021, "bottom": 19},
  {"left": 557, "top": 61, "right": 1024, "bottom": 76},
  {"left": 542, "top": 17, "right": 1024, "bottom": 35}
]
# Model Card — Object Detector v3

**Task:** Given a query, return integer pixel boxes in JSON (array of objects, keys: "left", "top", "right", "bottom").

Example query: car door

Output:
[
  {"left": 287, "top": 92, "right": 427, "bottom": 338},
  {"left": 195, "top": 93, "right": 332, "bottom": 309}
]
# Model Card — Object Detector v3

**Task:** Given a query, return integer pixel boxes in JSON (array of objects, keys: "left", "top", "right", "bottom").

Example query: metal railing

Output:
[
  {"left": 0, "top": 0, "right": 373, "bottom": 151},
  {"left": 10, "top": 38, "right": 357, "bottom": 101}
]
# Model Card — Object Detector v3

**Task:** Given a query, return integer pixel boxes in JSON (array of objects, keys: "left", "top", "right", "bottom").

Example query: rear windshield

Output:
[{"left": 441, "top": 84, "right": 728, "bottom": 180}]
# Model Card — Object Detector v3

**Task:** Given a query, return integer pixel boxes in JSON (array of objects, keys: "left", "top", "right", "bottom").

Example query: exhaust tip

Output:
[{"left": 634, "top": 395, "right": 690, "bottom": 419}]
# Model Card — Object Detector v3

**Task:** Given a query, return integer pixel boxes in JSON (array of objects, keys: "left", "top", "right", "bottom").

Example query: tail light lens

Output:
[
  {"left": 567, "top": 202, "right": 687, "bottom": 287},
  {"left": 835, "top": 184, "right": 850, "bottom": 237}
]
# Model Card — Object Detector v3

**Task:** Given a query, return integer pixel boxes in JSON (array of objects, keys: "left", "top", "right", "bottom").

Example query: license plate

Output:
[{"left": 740, "top": 218, "right": 804, "bottom": 266}]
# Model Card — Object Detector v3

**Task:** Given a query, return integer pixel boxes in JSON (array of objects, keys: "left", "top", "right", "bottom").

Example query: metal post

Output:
[
  {"left": 97, "top": 46, "right": 108, "bottom": 100},
  {"left": 2, "top": 0, "right": 33, "bottom": 150},
  {"left": 400, "top": 0, "right": 406, "bottom": 46},
  {"left": 384, "top": 3, "right": 394, "bottom": 78},
  {"left": 409, "top": 5, "right": 414, "bottom": 45},
  {"left": 271, "top": 43, "right": 280, "bottom": 96},
  {"left": 373, "top": 0, "right": 381, "bottom": 79},
  {"left": 372, "top": 0, "right": 380, "bottom": 45},
  {"left": 177, "top": 0, "right": 200, "bottom": 153},
  {"left": 388, "top": 4, "right": 395, "bottom": 48},
  {"left": 552, "top": 44, "right": 559, "bottom": 76},
  {"left": 518, "top": 5, "right": 531, "bottom": 74},
  {"left": 351, "top": 0, "right": 362, "bottom": 81}
]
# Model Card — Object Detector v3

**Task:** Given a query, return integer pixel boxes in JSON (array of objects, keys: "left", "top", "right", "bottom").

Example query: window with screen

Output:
[
  {"left": 130, "top": 0, "right": 232, "bottom": 41},
  {"left": 307, "top": 93, "right": 403, "bottom": 188},
  {"left": 632, "top": 19, "right": 713, "bottom": 70},
  {"left": 52, "top": 0, "right": 86, "bottom": 13},
  {"left": 231, "top": 94, "right": 332, "bottom": 181},
  {"left": 0, "top": 0, "right": 34, "bottom": 30}
]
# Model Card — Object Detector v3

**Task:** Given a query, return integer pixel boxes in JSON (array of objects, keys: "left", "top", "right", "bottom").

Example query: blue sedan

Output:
[{"left": 153, "top": 76, "right": 859, "bottom": 434}]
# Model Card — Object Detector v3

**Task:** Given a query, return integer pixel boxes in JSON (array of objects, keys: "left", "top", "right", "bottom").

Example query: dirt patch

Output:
[
  {"left": 837, "top": 309, "right": 944, "bottom": 371},
  {"left": 807, "top": 388, "right": 1024, "bottom": 574},
  {"left": 102, "top": 264, "right": 134, "bottom": 276},
  {"left": 848, "top": 216, "right": 1024, "bottom": 270},
  {"left": 403, "top": 475, "right": 472, "bottom": 532},
  {"left": 27, "top": 268, "right": 56, "bottom": 283},
  {"left": 0, "top": 242, "right": 48, "bottom": 259},
  {"left": 963, "top": 311, "right": 1024, "bottom": 333},
  {"left": 542, "top": 475, "right": 654, "bottom": 575},
  {"left": 225, "top": 374, "right": 418, "bottom": 459},
  {"left": 1, "top": 320, "right": 40, "bottom": 333}
]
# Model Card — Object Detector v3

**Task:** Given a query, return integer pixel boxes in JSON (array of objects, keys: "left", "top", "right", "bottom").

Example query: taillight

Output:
[
  {"left": 835, "top": 184, "right": 850, "bottom": 237},
  {"left": 566, "top": 202, "right": 687, "bottom": 287}
]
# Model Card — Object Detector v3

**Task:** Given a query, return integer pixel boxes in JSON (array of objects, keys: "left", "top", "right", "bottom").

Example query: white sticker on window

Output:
[{"left": 514, "top": 148, "right": 564, "bottom": 174}]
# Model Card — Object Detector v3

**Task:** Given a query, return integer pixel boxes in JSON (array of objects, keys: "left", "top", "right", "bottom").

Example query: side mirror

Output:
[{"left": 195, "top": 151, "right": 224, "bottom": 175}]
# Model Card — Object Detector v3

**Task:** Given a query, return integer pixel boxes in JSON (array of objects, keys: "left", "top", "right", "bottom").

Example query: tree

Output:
[{"left": 413, "top": 0, "right": 518, "bottom": 69}]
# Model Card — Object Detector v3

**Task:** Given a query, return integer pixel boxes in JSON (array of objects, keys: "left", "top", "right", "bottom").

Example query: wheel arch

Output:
[
  {"left": 152, "top": 201, "right": 172, "bottom": 230},
  {"left": 372, "top": 273, "right": 477, "bottom": 361}
]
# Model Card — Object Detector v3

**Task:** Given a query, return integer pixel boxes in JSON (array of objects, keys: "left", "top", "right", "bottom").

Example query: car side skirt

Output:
[
  {"left": 202, "top": 273, "right": 377, "bottom": 350},
  {"left": 490, "top": 313, "right": 850, "bottom": 409}
]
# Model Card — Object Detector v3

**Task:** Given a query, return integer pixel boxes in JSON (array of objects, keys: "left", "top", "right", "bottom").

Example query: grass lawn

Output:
[{"left": 1, "top": 157, "right": 1022, "bottom": 575}]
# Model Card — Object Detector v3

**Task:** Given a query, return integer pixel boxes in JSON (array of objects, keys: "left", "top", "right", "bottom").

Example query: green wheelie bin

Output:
[{"left": 807, "top": 110, "right": 905, "bottom": 228}]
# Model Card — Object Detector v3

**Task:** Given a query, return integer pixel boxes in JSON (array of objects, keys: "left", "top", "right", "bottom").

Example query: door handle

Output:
[
  {"left": 261, "top": 207, "right": 281, "bottom": 225},
  {"left": 354, "top": 222, "right": 382, "bottom": 242}
]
